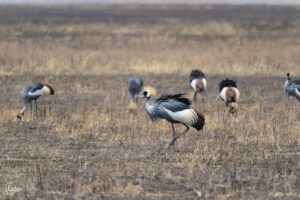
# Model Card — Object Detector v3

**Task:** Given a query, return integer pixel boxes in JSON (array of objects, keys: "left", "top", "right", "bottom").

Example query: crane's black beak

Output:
[{"left": 139, "top": 95, "right": 147, "bottom": 99}]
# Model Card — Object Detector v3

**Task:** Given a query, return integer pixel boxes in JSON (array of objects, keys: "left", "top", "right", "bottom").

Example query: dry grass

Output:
[
  {"left": 0, "top": 5, "right": 300, "bottom": 77},
  {"left": 0, "top": 4, "right": 300, "bottom": 199}
]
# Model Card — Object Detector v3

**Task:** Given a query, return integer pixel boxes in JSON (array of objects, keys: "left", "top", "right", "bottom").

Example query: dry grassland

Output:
[{"left": 0, "top": 4, "right": 299, "bottom": 199}]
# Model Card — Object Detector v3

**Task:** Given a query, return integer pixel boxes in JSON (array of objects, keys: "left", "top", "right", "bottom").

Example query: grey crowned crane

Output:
[
  {"left": 127, "top": 75, "right": 143, "bottom": 111},
  {"left": 17, "top": 82, "right": 54, "bottom": 120},
  {"left": 189, "top": 70, "right": 207, "bottom": 102},
  {"left": 285, "top": 73, "right": 300, "bottom": 102},
  {"left": 141, "top": 91, "right": 205, "bottom": 148},
  {"left": 219, "top": 78, "right": 240, "bottom": 114}
]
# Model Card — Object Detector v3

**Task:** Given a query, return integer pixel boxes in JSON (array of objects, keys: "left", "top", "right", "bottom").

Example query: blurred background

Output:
[
  {"left": 1, "top": 0, "right": 300, "bottom": 4},
  {"left": 0, "top": 0, "right": 300, "bottom": 76}
]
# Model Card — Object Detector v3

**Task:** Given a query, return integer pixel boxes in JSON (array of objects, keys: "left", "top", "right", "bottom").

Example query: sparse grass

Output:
[{"left": 0, "top": 4, "right": 300, "bottom": 200}]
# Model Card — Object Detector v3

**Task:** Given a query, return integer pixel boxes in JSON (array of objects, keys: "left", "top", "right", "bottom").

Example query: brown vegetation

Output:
[{"left": 0, "top": 4, "right": 299, "bottom": 199}]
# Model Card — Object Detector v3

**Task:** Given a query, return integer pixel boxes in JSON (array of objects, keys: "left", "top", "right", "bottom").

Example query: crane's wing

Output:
[
  {"left": 144, "top": 94, "right": 191, "bottom": 123},
  {"left": 128, "top": 76, "right": 144, "bottom": 95},
  {"left": 24, "top": 82, "right": 44, "bottom": 98},
  {"left": 156, "top": 94, "right": 191, "bottom": 112},
  {"left": 289, "top": 80, "right": 300, "bottom": 93},
  {"left": 295, "top": 88, "right": 300, "bottom": 96},
  {"left": 291, "top": 80, "right": 300, "bottom": 87}
]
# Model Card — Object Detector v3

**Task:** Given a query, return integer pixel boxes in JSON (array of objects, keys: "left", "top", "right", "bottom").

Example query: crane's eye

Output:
[{"left": 143, "top": 91, "right": 148, "bottom": 96}]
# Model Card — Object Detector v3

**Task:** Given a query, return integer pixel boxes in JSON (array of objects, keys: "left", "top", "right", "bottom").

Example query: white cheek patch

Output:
[
  {"left": 233, "top": 88, "right": 240, "bottom": 101},
  {"left": 42, "top": 86, "right": 51, "bottom": 95},
  {"left": 220, "top": 87, "right": 228, "bottom": 101},
  {"left": 165, "top": 109, "right": 197, "bottom": 126},
  {"left": 190, "top": 79, "right": 197, "bottom": 92},
  {"left": 202, "top": 78, "right": 207, "bottom": 90}
]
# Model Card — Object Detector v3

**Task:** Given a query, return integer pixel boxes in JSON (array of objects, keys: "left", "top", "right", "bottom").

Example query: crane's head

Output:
[
  {"left": 143, "top": 85, "right": 157, "bottom": 96},
  {"left": 287, "top": 73, "right": 291, "bottom": 80},
  {"left": 141, "top": 91, "right": 151, "bottom": 99},
  {"left": 17, "top": 112, "right": 24, "bottom": 121}
]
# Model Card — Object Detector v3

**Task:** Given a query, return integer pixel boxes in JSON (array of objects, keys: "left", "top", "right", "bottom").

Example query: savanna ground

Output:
[{"left": 0, "top": 4, "right": 300, "bottom": 199}]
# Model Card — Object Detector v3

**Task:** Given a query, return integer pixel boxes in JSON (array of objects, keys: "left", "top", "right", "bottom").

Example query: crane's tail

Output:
[
  {"left": 44, "top": 85, "right": 55, "bottom": 95},
  {"left": 192, "top": 111, "right": 205, "bottom": 131}
]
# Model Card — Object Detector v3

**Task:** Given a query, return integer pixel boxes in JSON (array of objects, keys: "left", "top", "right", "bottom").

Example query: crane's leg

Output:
[
  {"left": 173, "top": 124, "right": 190, "bottom": 145},
  {"left": 35, "top": 100, "right": 38, "bottom": 119},
  {"left": 168, "top": 124, "right": 190, "bottom": 148},
  {"left": 297, "top": 96, "right": 300, "bottom": 102},
  {"left": 30, "top": 101, "right": 33, "bottom": 120},
  {"left": 202, "top": 90, "right": 207, "bottom": 103},
  {"left": 43, "top": 99, "right": 47, "bottom": 117},
  {"left": 193, "top": 92, "right": 197, "bottom": 103},
  {"left": 167, "top": 123, "right": 176, "bottom": 149}
]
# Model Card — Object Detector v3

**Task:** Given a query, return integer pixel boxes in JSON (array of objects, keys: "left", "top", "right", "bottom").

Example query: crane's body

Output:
[
  {"left": 219, "top": 79, "right": 240, "bottom": 114},
  {"left": 142, "top": 92, "right": 205, "bottom": 148},
  {"left": 285, "top": 73, "right": 300, "bottom": 101},
  {"left": 128, "top": 75, "right": 144, "bottom": 104},
  {"left": 189, "top": 70, "right": 207, "bottom": 102},
  {"left": 17, "top": 82, "right": 54, "bottom": 120}
]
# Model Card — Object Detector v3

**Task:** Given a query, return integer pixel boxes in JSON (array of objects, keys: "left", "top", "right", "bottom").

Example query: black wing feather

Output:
[
  {"left": 30, "top": 82, "right": 44, "bottom": 92},
  {"left": 291, "top": 80, "right": 300, "bottom": 86},
  {"left": 219, "top": 78, "right": 237, "bottom": 92},
  {"left": 156, "top": 93, "right": 191, "bottom": 112}
]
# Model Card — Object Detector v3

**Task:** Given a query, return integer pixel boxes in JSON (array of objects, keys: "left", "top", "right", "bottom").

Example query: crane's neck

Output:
[
  {"left": 129, "top": 95, "right": 135, "bottom": 103},
  {"left": 21, "top": 102, "right": 29, "bottom": 114},
  {"left": 17, "top": 102, "right": 28, "bottom": 119},
  {"left": 285, "top": 79, "right": 290, "bottom": 89},
  {"left": 145, "top": 100, "right": 155, "bottom": 119}
]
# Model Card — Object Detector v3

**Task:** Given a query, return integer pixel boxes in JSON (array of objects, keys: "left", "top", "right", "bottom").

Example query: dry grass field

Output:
[{"left": 0, "top": 4, "right": 300, "bottom": 199}]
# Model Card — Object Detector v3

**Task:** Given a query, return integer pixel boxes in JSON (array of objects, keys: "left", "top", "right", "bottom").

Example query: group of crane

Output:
[
  {"left": 16, "top": 71, "right": 300, "bottom": 148},
  {"left": 127, "top": 71, "right": 300, "bottom": 148},
  {"left": 127, "top": 69, "right": 241, "bottom": 148}
]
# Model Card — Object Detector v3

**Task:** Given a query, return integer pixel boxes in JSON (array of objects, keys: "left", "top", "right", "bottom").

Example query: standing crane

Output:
[
  {"left": 141, "top": 91, "right": 205, "bottom": 148},
  {"left": 189, "top": 70, "right": 207, "bottom": 102},
  {"left": 219, "top": 78, "right": 240, "bottom": 115},
  {"left": 17, "top": 82, "right": 54, "bottom": 120},
  {"left": 285, "top": 73, "right": 300, "bottom": 102}
]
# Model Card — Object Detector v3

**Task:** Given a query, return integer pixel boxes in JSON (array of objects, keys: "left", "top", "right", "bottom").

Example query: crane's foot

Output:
[{"left": 168, "top": 139, "right": 176, "bottom": 149}]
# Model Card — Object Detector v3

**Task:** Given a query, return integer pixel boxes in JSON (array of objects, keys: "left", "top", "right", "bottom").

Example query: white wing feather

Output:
[{"left": 165, "top": 108, "right": 197, "bottom": 126}]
